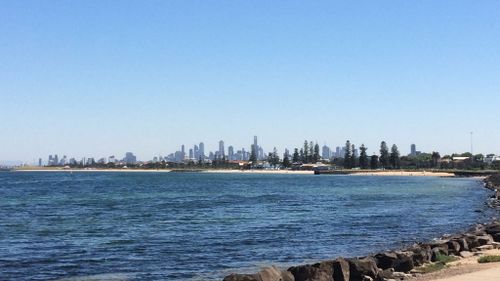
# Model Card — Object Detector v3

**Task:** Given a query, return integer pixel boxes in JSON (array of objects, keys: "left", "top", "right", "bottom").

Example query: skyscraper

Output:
[
  {"left": 228, "top": 145, "right": 234, "bottom": 160},
  {"left": 322, "top": 145, "right": 331, "bottom": 160},
  {"left": 199, "top": 142, "right": 205, "bottom": 159},
  {"left": 218, "top": 140, "right": 225, "bottom": 157},
  {"left": 253, "top": 136, "right": 258, "bottom": 155},
  {"left": 124, "top": 152, "right": 137, "bottom": 164},
  {"left": 411, "top": 144, "right": 416, "bottom": 156},
  {"left": 181, "top": 145, "right": 185, "bottom": 160}
]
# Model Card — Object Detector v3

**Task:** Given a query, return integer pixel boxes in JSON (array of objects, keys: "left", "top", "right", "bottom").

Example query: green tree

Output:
[
  {"left": 390, "top": 144, "right": 400, "bottom": 169},
  {"left": 309, "top": 141, "right": 314, "bottom": 163},
  {"left": 359, "top": 144, "right": 368, "bottom": 169},
  {"left": 379, "top": 141, "right": 389, "bottom": 169},
  {"left": 313, "top": 143, "right": 320, "bottom": 163},
  {"left": 303, "top": 141, "right": 309, "bottom": 163},
  {"left": 431, "top": 151, "right": 441, "bottom": 168},
  {"left": 269, "top": 147, "right": 280, "bottom": 167},
  {"left": 292, "top": 148, "right": 300, "bottom": 163},
  {"left": 344, "top": 140, "right": 352, "bottom": 169},
  {"left": 282, "top": 153, "right": 291, "bottom": 168},
  {"left": 370, "top": 155, "right": 379, "bottom": 169},
  {"left": 351, "top": 144, "right": 357, "bottom": 168},
  {"left": 299, "top": 148, "right": 305, "bottom": 162},
  {"left": 249, "top": 145, "right": 257, "bottom": 163}
]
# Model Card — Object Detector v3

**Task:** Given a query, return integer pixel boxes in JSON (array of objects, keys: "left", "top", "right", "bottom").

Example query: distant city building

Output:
[
  {"left": 219, "top": 140, "right": 225, "bottom": 157},
  {"left": 199, "top": 142, "right": 205, "bottom": 159},
  {"left": 228, "top": 145, "right": 234, "bottom": 160},
  {"left": 123, "top": 152, "right": 137, "bottom": 164},
  {"left": 86, "top": 158, "right": 95, "bottom": 166},
  {"left": 38, "top": 158, "right": 42, "bottom": 166},
  {"left": 322, "top": 145, "right": 331, "bottom": 160},
  {"left": 411, "top": 144, "right": 416, "bottom": 156},
  {"left": 409, "top": 144, "right": 421, "bottom": 157},
  {"left": 189, "top": 149, "right": 194, "bottom": 159}
]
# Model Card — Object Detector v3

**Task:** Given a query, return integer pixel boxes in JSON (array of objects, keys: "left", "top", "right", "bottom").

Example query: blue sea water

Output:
[{"left": 0, "top": 172, "right": 493, "bottom": 280}]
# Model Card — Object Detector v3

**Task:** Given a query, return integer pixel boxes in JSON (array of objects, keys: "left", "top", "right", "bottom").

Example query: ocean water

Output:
[{"left": 0, "top": 172, "right": 493, "bottom": 281}]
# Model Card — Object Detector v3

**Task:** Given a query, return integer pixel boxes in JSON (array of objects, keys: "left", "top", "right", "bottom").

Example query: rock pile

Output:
[{"left": 223, "top": 220, "right": 500, "bottom": 281}]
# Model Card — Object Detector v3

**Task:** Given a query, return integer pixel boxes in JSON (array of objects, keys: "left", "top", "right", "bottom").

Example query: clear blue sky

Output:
[{"left": 1, "top": 1, "right": 499, "bottom": 163}]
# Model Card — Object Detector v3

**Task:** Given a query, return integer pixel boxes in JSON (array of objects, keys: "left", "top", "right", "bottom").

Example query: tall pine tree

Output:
[
  {"left": 390, "top": 144, "right": 400, "bottom": 169},
  {"left": 344, "top": 140, "right": 352, "bottom": 169},
  {"left": 379, "top": 141, "right": 389, "bottom": 169},
  {"left": 359, "top": 144, "right": 368, "bottom": 169}
]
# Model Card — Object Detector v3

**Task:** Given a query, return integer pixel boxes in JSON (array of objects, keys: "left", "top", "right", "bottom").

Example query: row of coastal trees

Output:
[{"left": 260, "top": 140, "right": 444, "bottom": 170}]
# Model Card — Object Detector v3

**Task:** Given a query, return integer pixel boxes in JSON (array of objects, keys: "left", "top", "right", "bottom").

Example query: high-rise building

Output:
[
  {"left": 219, "top": 140, "right": 225, "bottom": 157},
  {"left": 228, "top": 146, "right": 234, "bottom": 160},
  {"left": 54, "top": 154, "right": 59, "bottom": 166},
  {"left": 253, "top": 136, "right": 258, "bottom": 157},
  {"left": 124, "top": 152, "right": 137, "bottom": 164},
  {"left": 199, "top": 142, "right": 205, "bottom": 159},
  {"left": 194, "top": 144, "right": 199, "bottom": 159},
  {"left": 189, "top": 148, "right": 194, "bottom": 159},
  {"left": 181, "top": 145, "right": 185, "bottom": 160},
  {"left": 322, "top": 145, "right": 331, "bottom": 160},
  {"left": 38, "top": 158, "right": 42, "bottom": 166},
  {"left": 60, "top": 155, "right": 67, "bottom": 165},
  {"left": 411, "top": 144, "right": 416, "bottom": 156}
]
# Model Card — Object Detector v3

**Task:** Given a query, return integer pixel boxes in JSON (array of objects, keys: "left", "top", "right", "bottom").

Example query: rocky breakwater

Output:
[
  {"left": 484, "top": 173, "right": 500, "bottom": 208},
  {"left": 223, "top": 220, "right": 500, "bottom": 281}
]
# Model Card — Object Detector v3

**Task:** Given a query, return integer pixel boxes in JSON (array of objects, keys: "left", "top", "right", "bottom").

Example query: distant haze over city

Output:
[{"left": 1, "top": 1, "right": 499, "bottom": 163}]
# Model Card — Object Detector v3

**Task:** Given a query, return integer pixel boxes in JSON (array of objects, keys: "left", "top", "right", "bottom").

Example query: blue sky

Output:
[{"left": 1, "top": 1, "right": 499, "bottom": 163}]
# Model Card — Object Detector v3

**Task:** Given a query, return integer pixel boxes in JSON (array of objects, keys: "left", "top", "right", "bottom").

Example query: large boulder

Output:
[
  {"left": 485, "top": 223, "right": 500, "bottom": 238},
  {"left": 477, "top": 235, "right": 494, "bottom": 246},
  {"left": 393, "top": 252, "right": 414, "bottom": 273},
  {"left": 223, "top": 274, "right": 259, "bottom": 281},
  {"left": 374, "top": 252, "right": 397, "bottom": 270},
  {"left": 224, "top": 266, "right": 294, "bottom": 281},
  {"left": 260, "top": 266, "right": 295, "bottom": 281},
  {"left": 347, "top": 257, "right": 379, "bottom": 281},
  {"left": 410, "top": 244, "right": 432, "bottom": 266},
  {"left": 464, "top": 235, "right": 481, "bottom": 249},
  {"left": 431, "top": 247, "right": 448, "bottom": 262},
  {"left": 454, "top": 238, "right": 469, "bottom": 252},
  {"left": 288, "top": 261, "right": 333, "bottom": 281},
  {"left": 446, "top": 241, "right": 461, "bottom": 255},
  {"left": 332, "top": 258, "right": 350, "bottom": 281}
]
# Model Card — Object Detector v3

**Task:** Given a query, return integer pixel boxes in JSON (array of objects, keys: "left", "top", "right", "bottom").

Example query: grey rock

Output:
[
  {"left": 288, "top": 261, "right": 333, "bottom": 281},
  {"left": 347, "top": 257, "right": 379, "bottom": 281},
  {"left": 332, "top": 258, "right": 350, "bottom": 281},
  {"left": 476, "top": 245, "right": 494, "bottom": 251},
  {"left": 459, "top": 251, "right": 474, "bottom": 258}
]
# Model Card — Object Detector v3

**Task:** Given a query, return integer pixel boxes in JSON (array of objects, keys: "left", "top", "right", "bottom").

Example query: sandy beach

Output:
[
  {"left": 201, "top": 169, "right": 314, "bottom": 175},
  {"left": 350, "top": 171, "right": 456, "bottom": 177},
  {"left": 13, "top": 168, "right": 460, "bottom": 177}
]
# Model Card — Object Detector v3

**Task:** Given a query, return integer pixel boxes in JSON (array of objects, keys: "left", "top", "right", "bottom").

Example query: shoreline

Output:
[{"left": 12, "top": 168, "right": 463, "bottom": 177}]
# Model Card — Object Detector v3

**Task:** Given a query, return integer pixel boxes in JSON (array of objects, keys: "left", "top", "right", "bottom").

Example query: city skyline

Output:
[
  {"left": 1, "top": 1, "right": 499, "bottom": 163},
  {"left": 28, "top": 137, "right": 484, "bottom": 167},
  {"left": 0, "top": 133, "right": 494, "bottom": 165}
]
